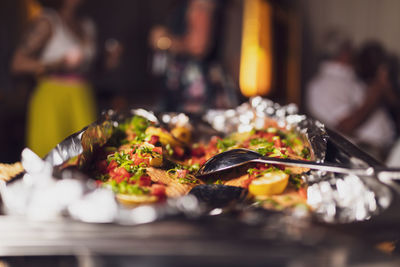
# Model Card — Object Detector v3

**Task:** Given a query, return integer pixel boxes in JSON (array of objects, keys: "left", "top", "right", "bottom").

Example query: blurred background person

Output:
[
  {"left": 149, "top": 0, "right": 238, "bottom": 113},
  {"left": 11, "top": 0, "right": 97, "bottom": 158},
  {"left": 93, "top": 37, "right": 126, "bottom": 112},
  {"left": 306, "top": 32, "right": 396, "bottom": 160}
]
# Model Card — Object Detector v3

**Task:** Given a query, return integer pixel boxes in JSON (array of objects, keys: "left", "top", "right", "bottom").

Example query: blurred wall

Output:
[
  {"left": 301, "top": 0, "right": 400, "bottom": 58},
  {"left": 299, "top": 0, "right": 400, "bottom": 107}
]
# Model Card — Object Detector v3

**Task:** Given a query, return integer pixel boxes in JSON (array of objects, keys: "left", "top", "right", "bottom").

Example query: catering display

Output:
[
  {"left": 89, "top": 113, "right": 310, "bottom": 210},
  {"left": 0, "top": 97, "right": 393, "bottom": 225}
]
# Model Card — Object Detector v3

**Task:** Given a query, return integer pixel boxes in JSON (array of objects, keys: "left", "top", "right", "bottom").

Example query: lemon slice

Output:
[
  {"left": 116, "top": 193, "right": 158, "bottom": 206},
  {"left": 248, "top": 171, "right": 289, "bottom": 196},
  {"left": 145, "top": 126, "right": 180, "bottom": 147}
]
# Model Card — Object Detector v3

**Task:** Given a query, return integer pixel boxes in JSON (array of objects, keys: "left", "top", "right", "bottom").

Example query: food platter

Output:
[
  {"left": 0, "top": 97, "right": 395, "bottom": 225},
  {"left": 1, "top": 97, "right": 400, "bottom": 265}
]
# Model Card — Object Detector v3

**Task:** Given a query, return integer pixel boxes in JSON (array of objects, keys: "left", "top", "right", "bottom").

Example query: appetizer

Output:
[{"left": 93, "top": 115, "right": 311, "bottom": 210}]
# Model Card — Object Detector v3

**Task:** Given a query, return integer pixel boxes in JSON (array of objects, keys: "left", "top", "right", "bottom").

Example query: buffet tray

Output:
[{"left": 1, "top": 128, "right": 400, "bottom": 266}]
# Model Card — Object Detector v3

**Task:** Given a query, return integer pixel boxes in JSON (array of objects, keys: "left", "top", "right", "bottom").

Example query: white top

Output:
[
  {"left": 39, "top": 9, "right": 96, "bottom": 71},
  {"left": 306, "top": 61, "right": 395, "bottom": 147}
]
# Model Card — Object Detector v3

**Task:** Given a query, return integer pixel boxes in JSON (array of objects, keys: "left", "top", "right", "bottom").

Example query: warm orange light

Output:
[
  {"left": 240, "top": 0, "right": 272, "bottom": 97},
  {"left": 26, "top": 0, "right": 42, "bottom": 20}
]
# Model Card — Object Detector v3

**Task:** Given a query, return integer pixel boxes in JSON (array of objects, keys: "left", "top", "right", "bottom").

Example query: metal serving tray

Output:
[{"left": 1, "top": 99, "right": 400, "bottom": 266}]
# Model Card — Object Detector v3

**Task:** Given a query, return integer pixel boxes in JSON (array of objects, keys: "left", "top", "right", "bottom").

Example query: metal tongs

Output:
[{"left": 196, "top": 148, "right": 400, "bottom": 180}]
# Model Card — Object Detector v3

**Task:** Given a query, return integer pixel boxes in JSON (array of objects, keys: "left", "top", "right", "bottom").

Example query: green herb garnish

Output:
[
  {"left": 217, "top": 138, "right": 237, "bottom": 152},
  {"left": 289, "top": 174, "right": 303, "bottom": 189},
  {"left": 106, "top": 180, "right": 149, "bottom": 195}
]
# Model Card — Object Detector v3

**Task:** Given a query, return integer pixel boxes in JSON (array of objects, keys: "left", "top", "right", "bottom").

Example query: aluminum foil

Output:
[
  {"left": 0, "top": 97, "right": 393, "bottom": 225},
  {"left": 203, "top": 96, "right": 327, "bottom": 162},
  {"left": 204, "top": 97, "right": 393, "bottom": 223}
]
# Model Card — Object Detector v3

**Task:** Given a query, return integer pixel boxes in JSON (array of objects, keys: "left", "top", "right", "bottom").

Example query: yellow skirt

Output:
[{"left": 27, "top": 78, "right": 96, "bottom": 158}]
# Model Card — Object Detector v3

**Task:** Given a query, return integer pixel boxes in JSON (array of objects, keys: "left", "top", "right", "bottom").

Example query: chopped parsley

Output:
[
  {"left": 247, "top": 166, "right": 280, "bottom": 177},
  {"left": 167, "top": 167, "right": 199, "bottom": 184},
  {"left": 187, "top": 163, "right": 200, "bottom": 173},
  {"left": 250, "top": 138, "right": 273, "bottom": 146},
  {"left": 107, "top": 151, "right": 133, "bottom": 165},
  {"left": 214, "top": 179, "right": 223, "bottom": 185},
  {"left": 130, "top": 116, "right": 150, "bottom": 135},
  {"left": 256, "top": 146, "right": 274, "bottom": 156},
  {"left": 217, "top": 138, "right": 237, "bottom": 152},
  {"left": 301, "top": 147, "right": 311, "bottom": 159},
  {"left": 97, "top": 174, "right": 110, "bottom": 182},
  {"left": 289, "top": 174, "right": 303, "bottom": 189},
  {"left": 165, "top": 143, "right": 174, "bottom": 156},
  {"left": 106, "top": 180, "right": 149, "bottom": 195}
]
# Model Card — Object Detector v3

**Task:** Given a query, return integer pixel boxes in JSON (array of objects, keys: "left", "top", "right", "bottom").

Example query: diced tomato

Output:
[
  {"left": 127, "top": 179, "right": 137, "bottom": 185},
  {"left": 242, "top": 177, "right": 256, "bottom": 188},
  {"left": 95, "top": 180, "right": 103, "bottom": 186},
  {"left": 277, "top": 165, "right": 285, "bottom": 170},
  {"left": 151, "top": 184, "right": 166, "bottom": 198},
  {"left": 191, "top": 156, "right": 206, "bottom": 165},
  {"left": 191, "top": 146, "right": 205, "bottom": 157},
  {"left": 139, "top": 175, "right": 152, "bottom": 187},
  {"left": 269, "top": 163, "right": 285, "bottom": 170},
  {"left": 111, "top": 167, "right": 131, "bottom": 183},
  {"left": 176, "top": 169, "right": 189, "bottom": 178},
  {"left": 255, "top": 163, "right": 268, "bottom": 170},
  {"left": 149, "top": 135, "right": 160, "bottom": 145},
  {"left": 241, "top": 140, "right": 250, "bottom": 148},
  {"left": 115, "top": 167, "right": 130, "bottom": 177},
  {"left": 209, "top": 136, "right": 221, "bottom": 148},
  {"left": 298, "top": 187, "right": 307, "bottom": 200},
  {"left": 152, "top": 146, "right": 162, "bottom": 155},
  {"left": 97, "top": 160, "right": 108, "bottom": 174},
  {"left": 274, "top": 138, "right": 282, "bottom": 148},
  {"left": 106, "top": 160, "right": 118, "bottom": 172},
  {"left": 173, "top": 146, "right": 185, "bottom": 158},
  {"left": 133, "top": 155, "right": 150, "bottom": 166},
  {"left": 259, "top": 132, "right": 275, "bottom": 141}
]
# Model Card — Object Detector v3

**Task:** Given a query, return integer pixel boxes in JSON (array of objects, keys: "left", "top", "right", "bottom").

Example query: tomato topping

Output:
[
  {"left": 176, "top": 169, "right": 189, "bottom": 178},
  {"left": 139, "top": 175, "right": 152, "bottom": 187},
  {"left": 97, "top": 160, "right": 108, "bottom": 174},
  {"left": 127, "top": 179, "right": 137, "bottom": 185},
  {"left": 255, "top": 163, "right": 268, "bottom": 170},
  {"left": 274, "top": 138, "right": 283, "bottom": 148},
  {"left": 173, "top": 146, "right": 185, "bottom": 158},
  {"left": 298, "top": 187, "right": 307, "bottom": 199},
  {"left": 133, "top": 155, "right": 150, "bottom": 166},
  {"left": 241, "top": 140, "right": 250, "bottom": 148},
  {"left": 106, "top": 160, "right": 118, "bottom": 172},
  {"left": 152, "top": 146, "right": 162, "bottom": 155},
  {"left": 259, "top": 132, "right": 275, "bottom": 141},
  {"left": 192, "top": 156, "right": 207, "bottom": 165},
  {"left": 242, "top": 176, "right": 256, "bottom": 188},
  {"left": 191, "top": 146, "right": 205, "bottom": 157},
  {"left": 151, "top": 184, "right": 166, "bottom": 198},
  {"left": 111, "top": 167, "right": 130, "bottom": 183},
  {"left": 209, "top": 136, "right": 220, "bottom": 148},
  {"left": 149, "top": 135, "right": 160, "bottom": 145}
]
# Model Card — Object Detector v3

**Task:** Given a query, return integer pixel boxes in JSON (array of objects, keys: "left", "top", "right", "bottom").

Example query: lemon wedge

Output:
[
  {"left": 145, "top": 126, "right": 180, "bottom": 147},
  {"left": 248, "top": 171, "right": 289, "bottom": 196}
]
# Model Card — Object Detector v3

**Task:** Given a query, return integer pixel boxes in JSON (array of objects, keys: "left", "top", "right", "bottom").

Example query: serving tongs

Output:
[{"left": 196, "top": 148, "right": 400, "bottom": 180}]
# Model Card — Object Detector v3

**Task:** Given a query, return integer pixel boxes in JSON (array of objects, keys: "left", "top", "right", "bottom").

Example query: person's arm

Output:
[
  {"left": 150, "top": 0, "right": 216, "bottom": 59},
  {"left": 337, "top": 77, "right": 385, "bottom": 135},
  {"left": 11, "top": 17, "right": 53, "bottom": 76}
]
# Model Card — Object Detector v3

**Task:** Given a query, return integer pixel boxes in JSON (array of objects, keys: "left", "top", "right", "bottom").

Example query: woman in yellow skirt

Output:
[{"left": 12, "top": 0, "right": 97, "bottom": 158}]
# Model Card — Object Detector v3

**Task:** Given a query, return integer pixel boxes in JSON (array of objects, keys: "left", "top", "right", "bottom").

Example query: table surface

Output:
[{"left": 0, "top": 211, "right": 400, "bottom": 267}]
